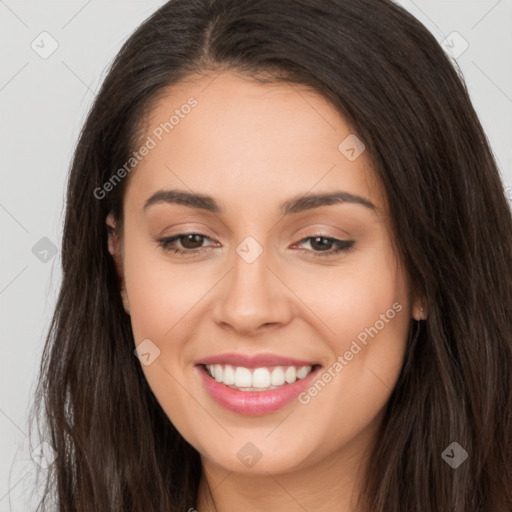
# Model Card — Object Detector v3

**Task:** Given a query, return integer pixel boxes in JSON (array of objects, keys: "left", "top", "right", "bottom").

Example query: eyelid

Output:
[
  {"left": 156, "top": 232, "right": 218, "bottom": 250},
  {"left": 156, "top": 231, "right": 355, "bottom": 258},
  {"left": 292, "top": 223, "right": 352, "bottom": 239}
]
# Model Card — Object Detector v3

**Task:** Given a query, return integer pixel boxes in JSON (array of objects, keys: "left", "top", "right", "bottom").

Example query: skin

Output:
[{"left": 107, "top": 71, "right": 426, "bottom": 512}]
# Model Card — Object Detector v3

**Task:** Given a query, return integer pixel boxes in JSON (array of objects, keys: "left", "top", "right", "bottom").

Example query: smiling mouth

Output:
[{"left": 202, "top": 363, "right": 322, "bottom": 392}]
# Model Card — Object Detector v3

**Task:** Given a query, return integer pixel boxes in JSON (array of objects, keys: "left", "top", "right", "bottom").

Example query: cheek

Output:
[
  {"left": 291, "top": 243, "right": 411, "bottom": 417},
  {"left": 121, "top": 241, "right": 205, "bottom": 436},
  {"left": 122, "top": 237, "right": 205, "bottom": 343},
  {"left": 123, "top": 227, "right": 409, "bottom": 361},
  {"left": 119, "top": 226, "right": 412, "bottom": 470},
  {"left": 289, "top": 244, "right": 408, "bottom": 351}
]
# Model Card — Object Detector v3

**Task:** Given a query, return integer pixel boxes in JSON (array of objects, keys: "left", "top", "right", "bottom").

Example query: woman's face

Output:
[{"left": 109, "top": 71, "right": 419, "bottom": 477}]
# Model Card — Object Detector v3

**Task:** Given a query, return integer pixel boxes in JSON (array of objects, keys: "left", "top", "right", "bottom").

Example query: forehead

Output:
[{"left": 125, "top": 71, "right": 387, "bottom": 215}]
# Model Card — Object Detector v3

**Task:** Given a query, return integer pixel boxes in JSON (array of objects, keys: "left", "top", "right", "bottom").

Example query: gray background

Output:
[{"left": 1, "top": 0, "right": 511, "bottom": 510}]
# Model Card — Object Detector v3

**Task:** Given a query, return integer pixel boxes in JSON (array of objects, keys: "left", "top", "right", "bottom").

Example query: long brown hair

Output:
[{"left": 30, "top": 0, "right": 512, "bottom": 510}]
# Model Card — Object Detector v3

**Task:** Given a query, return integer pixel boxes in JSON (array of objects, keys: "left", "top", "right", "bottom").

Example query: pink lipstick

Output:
[{"left": 195, "top": 353, "right": 321, "bottom": 415}]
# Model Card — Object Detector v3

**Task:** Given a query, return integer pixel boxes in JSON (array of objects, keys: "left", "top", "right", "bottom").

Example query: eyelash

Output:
[{"left": 156, "top": 233, "right": 354, "bottom": 258}]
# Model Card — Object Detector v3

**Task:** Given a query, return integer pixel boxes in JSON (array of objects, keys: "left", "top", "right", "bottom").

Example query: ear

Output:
[
  {"left": 412, "top": 294, "right": 427, "bottom": 321},
  {"left": 106, "top": 213, "right": 130, "bottom": 314}
]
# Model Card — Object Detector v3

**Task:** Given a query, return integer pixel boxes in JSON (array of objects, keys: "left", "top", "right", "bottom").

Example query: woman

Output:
[{"left": 30, "top": 0, "right": 512, "bottom": 510}]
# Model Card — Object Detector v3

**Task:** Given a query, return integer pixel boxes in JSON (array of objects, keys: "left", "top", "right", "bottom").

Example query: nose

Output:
[{"left": 211, "top": 244, "right": 294, "bottom": 335}]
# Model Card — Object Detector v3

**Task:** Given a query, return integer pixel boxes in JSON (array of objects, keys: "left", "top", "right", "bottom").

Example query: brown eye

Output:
[
  {"left": 156, "top": 233, "right": 214, "bottom": 255},
  {"left": 295, "top": 236, "right": 355, "bottom": 257},
  {"left": 309, "top": 237, "right": 334, "bottom": 251},
  {"left": 179, "top": 234, "right": 206, "bottom": 249}
]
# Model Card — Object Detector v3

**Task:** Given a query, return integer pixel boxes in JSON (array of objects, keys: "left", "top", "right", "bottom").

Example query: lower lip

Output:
[{"left": 196, "top": 364, "right": 321, "bottom": 416}]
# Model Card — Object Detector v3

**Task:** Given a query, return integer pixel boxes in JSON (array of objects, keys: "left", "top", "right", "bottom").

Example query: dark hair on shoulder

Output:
[{"left": 29, "top": 0, "right": 512, "bottom": 510}]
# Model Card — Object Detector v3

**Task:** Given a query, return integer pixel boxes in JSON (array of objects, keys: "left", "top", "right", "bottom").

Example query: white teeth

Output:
[
  {"left": 252, "top": 368, "right": 271, "bottom": 388},
  {"left": 234, "top": 367, "right": 252, "bottom": 387},
  {"left": 297, "top": 366, "right": 310, "bottom": 379},
  {"left": 285, "top": 366, "right": 296, "bottom": 384},
  {"left": 222, "top": 364, "right": 235, "bottom": 385},
  {"left": 271, "top": 367, "right": 285, "bottom": 386},
  {"left": 204, "top": 364, "right": 314, "bottom": 391},
  {"left": 214, "top": 364, "right": 223, "bottom": 382}
]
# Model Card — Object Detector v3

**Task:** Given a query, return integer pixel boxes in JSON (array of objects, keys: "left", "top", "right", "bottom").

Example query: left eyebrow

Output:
[
  {"left": 281, "top": 191, "right": 376, "bottom": 215},
  {"left": 143, "top": 189, "right": 376, "bottom": 215}
]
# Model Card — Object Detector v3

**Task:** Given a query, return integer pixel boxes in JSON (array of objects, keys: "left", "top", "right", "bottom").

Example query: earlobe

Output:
[
  {"left": 120, "top": 290, "right": 130, "bottom": 315},
  {"left": 106, "top": 213, "right": 130, "bottom": 314},
  {"left": 106, "top": 213, "right": 121, "bottom": 265},
  {"left": 412, "top": 300, "right": 427, "bottom": 321}
]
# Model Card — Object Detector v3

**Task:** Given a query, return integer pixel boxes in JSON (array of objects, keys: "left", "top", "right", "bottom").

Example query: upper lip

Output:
[{"left": 195, "top": 353, "right": 320, "bottom": 369}]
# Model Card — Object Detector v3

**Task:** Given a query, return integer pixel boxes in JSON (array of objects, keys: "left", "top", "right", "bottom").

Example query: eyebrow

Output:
[{"left": 143, "top": 189, "right": 376, "bottom": 215}]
